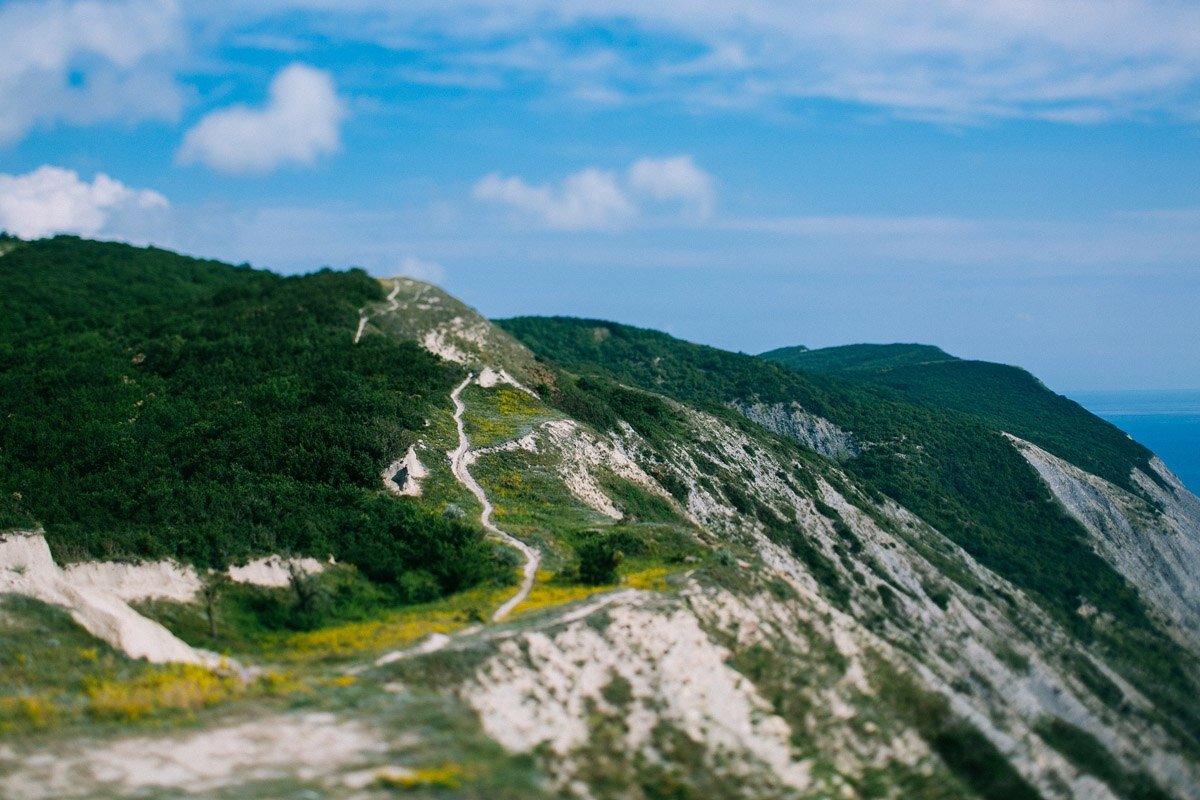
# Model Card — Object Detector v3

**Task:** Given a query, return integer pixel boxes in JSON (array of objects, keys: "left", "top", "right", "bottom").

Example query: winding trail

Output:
[
  {"left": 449, "top": 374, "right": 541, "bottom": 621},
  {"left": 353, "top": 280, "right": 402, "bottom": 344}
]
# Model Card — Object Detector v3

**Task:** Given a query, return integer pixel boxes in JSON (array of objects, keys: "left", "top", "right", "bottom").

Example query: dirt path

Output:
[
  {"left": 449, "top": 374, "right": 541, "bottom": 621},
  {"left": 353, "top": 280, "right": 402, "bottom": 344}
]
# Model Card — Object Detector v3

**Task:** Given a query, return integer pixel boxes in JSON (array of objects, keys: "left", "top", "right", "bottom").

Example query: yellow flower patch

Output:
[
  {"left": 376, "top": 762, "right": 466, "bottom": 791},
  {"left": 84, "top": 664, "right": 241, "bottom": 722}
]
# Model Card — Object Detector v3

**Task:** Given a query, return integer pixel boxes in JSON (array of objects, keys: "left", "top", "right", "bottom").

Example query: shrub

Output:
[{"left": 577, "top": 538, "right": 623, "bottom": 585}]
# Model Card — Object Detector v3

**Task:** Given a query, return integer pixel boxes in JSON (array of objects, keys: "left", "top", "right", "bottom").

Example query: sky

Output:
[{"left": 1, "top": 1, "right": 1198, "bottom": 392}]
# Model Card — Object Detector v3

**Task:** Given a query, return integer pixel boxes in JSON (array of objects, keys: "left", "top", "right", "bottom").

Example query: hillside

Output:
[
  {"left": 0, "top": 237, "right": 499, "bottom": 598},
  {"left": 2, "top": 239, "right": 1200, "bottom": 800},
  {"left": 761, "top": 343, "right": 958, "bottom": 375},
  {"left": 762, "top": 343, "right": 1157, "bottom": 492}
]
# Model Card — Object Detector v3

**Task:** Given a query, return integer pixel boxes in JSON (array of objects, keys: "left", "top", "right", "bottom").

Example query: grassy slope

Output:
[
  {"left": 499, "top": 316, "right": 1200, "bottom": 742},
  {"left": 0, "top": 237, "right": 499, "bottom": 603},
  {"left": 763, "top": 343, "right": 1156, "bottom": 492}
]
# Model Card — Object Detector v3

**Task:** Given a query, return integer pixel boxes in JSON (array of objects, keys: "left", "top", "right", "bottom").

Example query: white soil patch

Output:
[
  {"left": 421, "top": 329, "right": 469, "bottom": 364},
  {"left": 0, "top": 531, "right": 328, "bottom": 662},
  {"left": 0, "top": 531, "right": 213, "bottom": 665},
  {"left": 477, "top": 366, "right": 537, "bottom": 397},
  {"left": 540, "top": 419, "right": 672, "bottom": 520},
  {"left": 0, "top": 712, "right": 387, "bottom": 799},
  {"left": 63, "top": 559, "right": 202, "bottom": 603},
  {"left": 464, "top": 594, "right": 812, "bottom": 791},
  {"left": 382, "top": 444, "right": 428, "bottom": 497},
  {"left": 227, "top": 555, "right": 326, "bottom": 589}
]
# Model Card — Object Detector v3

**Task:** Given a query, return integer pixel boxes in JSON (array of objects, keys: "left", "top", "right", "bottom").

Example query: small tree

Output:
[
  {"left": 200, "top": 570, "right": 229, "bottom": 639},
  {"left": 577, "top": 539, "right": 623, "bottom": 586},
  {"left": 288, "top": 561, "right": 318, "bottom": 614}
]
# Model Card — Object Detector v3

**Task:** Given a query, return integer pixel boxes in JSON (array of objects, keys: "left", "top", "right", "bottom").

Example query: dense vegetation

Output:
[
  {"left": 761, "top": 343, "right": 956, "bottom": 375},
  {"left": 0, "top": 237, "right": 499, "bottom": 602},
  {"left": 764, "top": 343, "right": 1156, "bottom": 492},
  {"left": 499, "top": 316, "right": 1200, "bottom": 742}
]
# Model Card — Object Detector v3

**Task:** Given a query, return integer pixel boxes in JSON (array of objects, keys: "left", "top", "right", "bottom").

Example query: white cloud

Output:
[
  {"left": 473, "top": 156, "right": 715, "bottom": 230},
  {"left": 397, "top": 255, "right": 446, "bottom": 284},
  {"left": 177, "top": 63, "right": 345, "bottom": 174},
  {"left": 196, "top": 1, "right": 1200, "bottom": 122},
  {"left": 627, "top": 156, "right": 715, "bottom": 218},
  {"left": 0, "top": 166, "right": 168, "bottom": 239},
  {"left": 0, "top": 0, "right": 184, "bottom": 144},
  {"left": 473, "top": 168, "right": 636, "bottom": 230}
]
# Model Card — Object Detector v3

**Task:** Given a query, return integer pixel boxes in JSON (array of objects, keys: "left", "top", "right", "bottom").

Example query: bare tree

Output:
[
  {"left": 287, "top": 561, "right": 319, "bottom": 616},
  {"left": 200, "top": 569, "right": 229, "bottom": 639}
]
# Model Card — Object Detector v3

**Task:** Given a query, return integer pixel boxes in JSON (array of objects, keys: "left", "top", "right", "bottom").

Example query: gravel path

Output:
[{"left": 449, "top": 374, "right": 541, "bottom": 621}]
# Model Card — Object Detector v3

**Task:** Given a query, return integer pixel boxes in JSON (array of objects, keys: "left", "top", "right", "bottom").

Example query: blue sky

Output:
[{"left": 1, "top": 1, "right": 1198, "bottom": 391}]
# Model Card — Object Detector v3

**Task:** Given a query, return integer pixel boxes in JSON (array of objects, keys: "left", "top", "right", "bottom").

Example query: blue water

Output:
[{"left": 1069, "top": 391, "right": 1200, "bottom": 495}]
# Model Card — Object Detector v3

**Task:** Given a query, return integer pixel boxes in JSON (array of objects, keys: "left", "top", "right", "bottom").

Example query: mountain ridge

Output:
[{"left": 2, "top": 237, "right": 1199, "bottom": 800}]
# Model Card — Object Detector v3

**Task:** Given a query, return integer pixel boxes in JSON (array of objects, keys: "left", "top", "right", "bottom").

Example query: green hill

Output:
[
  {"left": 762, "top": 343, "right": 957, "bottom": 374},
  {"left": 763, "top": 344, "right": 1155, "bottom": 492},
  {"left": 499, "top": 316, "right": 1193, "bottom": 714},
  {"left": 0, "top": 237, "right": 498, "bottom": 601}
]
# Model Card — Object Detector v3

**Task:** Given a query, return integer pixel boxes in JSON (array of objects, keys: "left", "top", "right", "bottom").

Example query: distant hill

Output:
[
  {"left": 762, "top": 342, "right": 957, "bottom": 374},
  {"left": 762, "top": 343, "right": 1155, "bottom": 492}
]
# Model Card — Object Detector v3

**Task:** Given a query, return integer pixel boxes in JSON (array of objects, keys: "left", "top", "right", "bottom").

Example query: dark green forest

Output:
[{"left": 0, "top": 237, "right": 497, "bottom": 602}]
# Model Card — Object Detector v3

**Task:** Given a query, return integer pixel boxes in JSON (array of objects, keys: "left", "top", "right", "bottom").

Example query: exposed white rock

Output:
[
  {"left": 733, "top": 400, "right": 861, "bottom": 459},
  {"left": 417, "top": 313, "right": 501, "bottom": 366},
  {"left": 421, "top": 329, "right": 469, "bottom": 364},
  {"left": 63, "top": 559, "right": 202, "bottom": 603},
  {"left": 382, "top": 443, "right": 428, "bottom": 497},
  {"left": 227, "top": 555, "right": 325, "bottom": 589},
  {"left": 539, "top": 419, "right": 675, "bottom": 520},
  {"left": 464, "top": 594, "right": 813, "bottom": 792},
  {"left": 0, "top": 530, "right": 336, "bottom": 663},
  {"left": 476, "top": 365, "right": 537, "bottom": 396},
  {"left": 0, "top": 531, "right": 213, "bottom": 665},
  {"left": 0, "top": 712, "right": 387, "bottom": 799},
  {"left": 1009, "top": 434, "right": 1200, "bottom": 650}
]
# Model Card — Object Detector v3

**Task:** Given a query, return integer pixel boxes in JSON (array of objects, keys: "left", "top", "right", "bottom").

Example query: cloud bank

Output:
[
  {"left": 177, "top": 63, "right": 345, "bottom": 174},
  {"left": 192, "top": 1, "right": 1200, "bottom": 123},
  {"left": 0, "top": 166, "right": 169, "bottom": 239}
]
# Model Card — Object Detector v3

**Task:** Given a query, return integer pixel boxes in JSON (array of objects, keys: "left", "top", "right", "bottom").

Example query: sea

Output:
[{"left": 1069, "top": 391, "right": 1200, "bottom": 495}]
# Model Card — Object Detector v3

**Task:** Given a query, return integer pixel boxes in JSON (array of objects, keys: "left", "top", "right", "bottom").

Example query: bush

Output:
[{"left": 577, "top": 538, "right": 623, "bottom": 585}]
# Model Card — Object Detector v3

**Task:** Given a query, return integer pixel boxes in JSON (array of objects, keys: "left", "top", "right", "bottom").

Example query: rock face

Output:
[
  {"left": 451, "top": 397, "right": 1200, "bottom": 798},
  {"left": 0, "top": 531, "right": 211, "bottom": 665},
  {"left": 1010, "top": 435, "right": 1200, "bottom": 651},
  {"left": 732, "top": 400, "right": 862, "bottom": 459},
  {"left": 0, "top": 532, "right": 327, "bottom": 663}
]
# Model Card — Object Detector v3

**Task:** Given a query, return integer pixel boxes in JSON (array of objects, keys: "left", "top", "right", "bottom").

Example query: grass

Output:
[
  {"left": 82, "top": 664, "right": 246, "bottom": 722},
  {"left": 462, "top": 384, "right": 552, "bottom": 450},
  {"left": 1035, "top": 717, "right": 1171, "bottom": 800},
  {"left": 0, "top": 595, "right": 303, "bottom": 735},
  {"left": 140, "top": 578, "right": 519, "bottom": 663}
]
